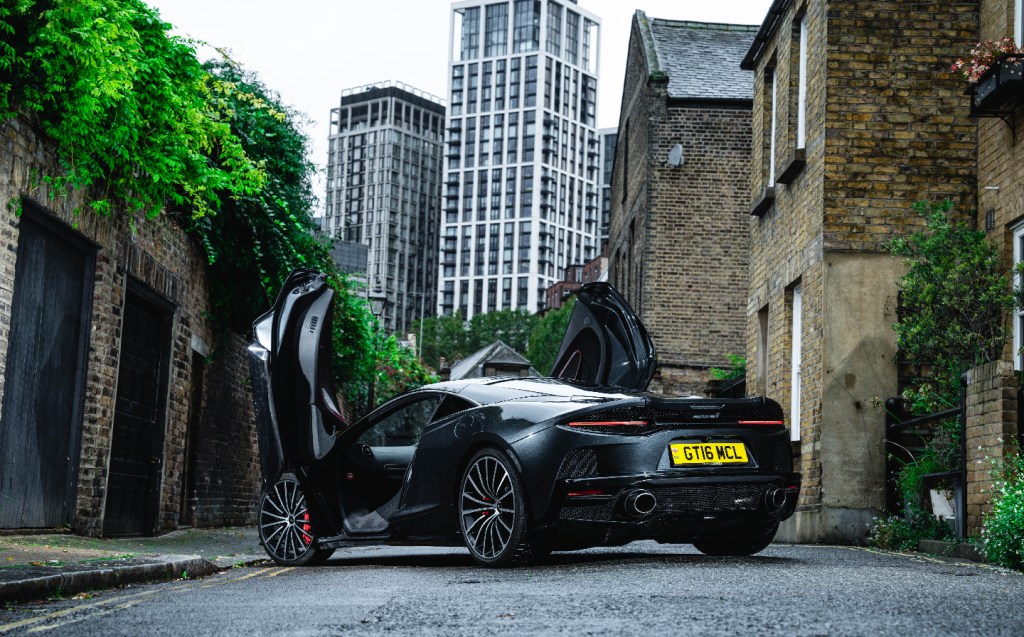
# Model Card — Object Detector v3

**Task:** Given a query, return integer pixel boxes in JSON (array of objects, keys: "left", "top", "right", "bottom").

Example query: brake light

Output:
[
  {"left": 567, "top": 489, "right": 606, "bottom": 497},
  {"left": 738, "top": 420, "right": 785, "bottom": 425},
  {"left": 566, "top": 420, "right": 648, "bottom": 427}
]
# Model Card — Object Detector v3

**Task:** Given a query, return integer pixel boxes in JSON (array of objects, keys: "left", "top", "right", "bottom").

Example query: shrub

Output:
[
  {"left": 982, "top": 451, "right": 1024, "bottom": 570},
  {"left": 710, "top": 353, "right": 746, "bottom": 381}
]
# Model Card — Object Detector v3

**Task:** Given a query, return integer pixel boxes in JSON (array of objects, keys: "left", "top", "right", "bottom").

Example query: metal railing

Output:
[{"left": 884, "top": 384, "right": 967, "bottom": 538}]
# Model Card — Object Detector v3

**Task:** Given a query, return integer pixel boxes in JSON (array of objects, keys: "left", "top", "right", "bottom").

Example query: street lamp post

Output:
[{"left": 367, "top": 286, "right": 388, "bottom": 411}]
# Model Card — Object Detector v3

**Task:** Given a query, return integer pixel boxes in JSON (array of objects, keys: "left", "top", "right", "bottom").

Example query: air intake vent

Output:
[{"left": 556, "top": 448, "right": 598, "bottom": 480}]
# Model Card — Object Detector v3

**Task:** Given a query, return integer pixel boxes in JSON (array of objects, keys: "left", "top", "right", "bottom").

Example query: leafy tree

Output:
[
  {"left": 414, "top": 309, "right": 540, "bottom": 371},
  {"left": 870, "top": 199, "right": 1020, "bottom": 551},
  {"left": 466, "top": 309, "right": 538, "bottom": 355},
  {"left": 526, "top": 298, "right": 575, "bottom": 375},
  {"left": 413, "top": 312, "right": 470, "bottom": 371},
  {"left": 889, "top": 199, "right": 1016, "bottom": 405}
]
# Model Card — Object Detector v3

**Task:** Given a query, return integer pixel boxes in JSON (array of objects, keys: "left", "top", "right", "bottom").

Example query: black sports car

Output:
[{"left": 248, "top": 270, "right": 799, "bottom": 567}]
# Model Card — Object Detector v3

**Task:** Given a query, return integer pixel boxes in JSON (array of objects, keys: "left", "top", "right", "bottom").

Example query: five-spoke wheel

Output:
[
  {"left": 258, "top": 475, "right": 334, "bottom": 566},
  {"left": 458, "top": 449, "right": 531, "bottom": 566}
]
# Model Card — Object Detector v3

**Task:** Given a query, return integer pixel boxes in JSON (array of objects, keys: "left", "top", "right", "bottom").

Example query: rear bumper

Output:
[{"left": 543, "top": 472, "right": 800, "bottom": 544}]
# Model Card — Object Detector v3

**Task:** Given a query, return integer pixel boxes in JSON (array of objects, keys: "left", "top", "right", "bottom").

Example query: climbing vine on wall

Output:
[{"left": 0, "top": 0, "right": 434, "bottom": 414}]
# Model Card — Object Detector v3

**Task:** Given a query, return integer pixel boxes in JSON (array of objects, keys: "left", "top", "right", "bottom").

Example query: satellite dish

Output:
[{"left": 666, "top": 144, "right": 684, "bottom": 167}]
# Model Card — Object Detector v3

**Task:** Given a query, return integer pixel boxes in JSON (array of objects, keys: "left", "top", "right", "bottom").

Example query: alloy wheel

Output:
[
  {"left": 460, "top": 452, "right": 518, "bottom": 561},
  {"left": 259, "top": 477, "right": 317, "bottom": 563}
]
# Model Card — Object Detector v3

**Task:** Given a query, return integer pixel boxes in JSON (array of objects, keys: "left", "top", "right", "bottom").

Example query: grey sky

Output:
[{"left": 147, "top": 0, "right": 772, "bottom": 212}]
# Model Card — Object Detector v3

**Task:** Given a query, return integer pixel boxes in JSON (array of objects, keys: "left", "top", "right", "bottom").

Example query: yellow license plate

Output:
[{"left": 670, "top": 442, "right": 748, "bottom": 466}]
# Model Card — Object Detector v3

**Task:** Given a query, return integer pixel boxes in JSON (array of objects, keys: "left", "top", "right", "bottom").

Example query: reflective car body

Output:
[{"left": 248, "top": 270, "right": 800, "bottom": 566}]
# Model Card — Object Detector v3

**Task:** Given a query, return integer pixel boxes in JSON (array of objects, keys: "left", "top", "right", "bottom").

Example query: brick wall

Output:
[
  {"left": 963, "top": 361, "right": 1019, "bottom": 537},
  {"left": 644, "top": 106, "right": 751, "bottom": 375},
  {"left": 609, "top": 16, "right": 752, "bottom": 396},
  {"left": 0, "top": 116, "right": 259, "bottom": 534},
  {"left": 823, "top": 1, "right": 978, "bottom": 249},
  {"left": 747, "top": 1, "right": 979, "bottom": 542},
  {"left": 977, "top": 0, "right": 1024, "bottom": 365},
  {"left": 187, "top": 335, "right": 261, "bottom": 527},
  {"left": 608, "top": 17, "right": 652, "bottom": 319}
]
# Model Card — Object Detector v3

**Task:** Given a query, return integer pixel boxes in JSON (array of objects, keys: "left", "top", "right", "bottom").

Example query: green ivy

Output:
[
  {"left": 186, "top": 59, "right": 327, "bottom": 335},
  {"left": 0, "top": 0, "right": 433, "bottom": 418},
  {"left": 1, "top": 0, "right": 263, "bottom": 218}
]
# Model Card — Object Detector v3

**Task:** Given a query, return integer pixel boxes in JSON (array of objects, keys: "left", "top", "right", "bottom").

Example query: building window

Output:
[
  {"left": 768, "top": 67, "right": 777, "bottom": 187},
  {"left": 546, "top": 1, "right": 562, "bottom": 56},
  {"left": 757, "top": 305, "right": 769, "bottom": 396},
  {"left": 485, "top": 3, "right": 508, "bottom": 57},
  {"left": 461, "top": 7, "right": 480, "bottom": 61},
  {"left": 565, "top": 11, "right": 579, "bottom": 65},
  {"left": 582, "top": 19, "right": 597, "bottom": 74},
  {"left": 1014, "top": 223, "right": 1024, "bottom": 370},
  {"left": 796, "top": 13, "right": 807, "bottom": 150},
  {"left": 789, "top": 283, "right": 802, "bottom": 442},
  {"left": 513, "top": 0, "right": 540, "bottom": 52}
]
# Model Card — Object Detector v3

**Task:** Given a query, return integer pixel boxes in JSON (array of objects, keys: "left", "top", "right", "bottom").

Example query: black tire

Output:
[
  {"left": 458, "top": 448, "right": 534, "bottom": 567},
  {"left": 258, "top": 475, "right": 335, "bottom": 566},
  {"left": 693, "top": 521, "right": 780, "bottom": 557}
]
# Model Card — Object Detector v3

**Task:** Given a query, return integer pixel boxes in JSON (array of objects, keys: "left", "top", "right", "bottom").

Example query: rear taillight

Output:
[
  {"left": 738, "top": 420, "right": 785, "bottom": 426},
  {"left": 566, "top": 420, "right": 648, "bottom": 427}
]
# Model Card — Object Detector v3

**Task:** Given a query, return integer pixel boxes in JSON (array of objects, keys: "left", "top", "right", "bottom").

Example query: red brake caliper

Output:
[{"left": 302, "top": 513, "right": 312, "bottom": 544}]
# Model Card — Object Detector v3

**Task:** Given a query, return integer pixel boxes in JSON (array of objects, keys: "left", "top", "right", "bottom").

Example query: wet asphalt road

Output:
[{"left": 2, "top": 541, "right": 1022, "bottom": 636}]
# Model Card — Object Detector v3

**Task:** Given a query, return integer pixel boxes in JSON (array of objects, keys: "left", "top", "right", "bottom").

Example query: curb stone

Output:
[
  {"left": 917, "top": 539, "right": 986, "bottom": 562},
  {"left": 0, "top": 555, "right": 219, "bottom": 604}
]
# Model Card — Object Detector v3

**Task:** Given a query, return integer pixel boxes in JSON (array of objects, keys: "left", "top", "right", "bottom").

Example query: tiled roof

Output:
[
  {"left": 638, "top": 12, "right": 758, "bottom": 101},
  {"left": 448, "top": 340, "right": 537, "bottom": 381}
]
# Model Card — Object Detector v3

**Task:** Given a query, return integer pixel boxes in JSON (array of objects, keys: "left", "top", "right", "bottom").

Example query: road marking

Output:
[
  {"left": 24, "top": 599, "right": 144, "bottom": 634},
  {"left": 0, "top": 566, "right": 281, "bottom": 633},
  {"left": 265, "top": 567, "right": 293, "bottom": 577},
  {"left": 0, "top": 589, "right": 159, "bottom": 633}
]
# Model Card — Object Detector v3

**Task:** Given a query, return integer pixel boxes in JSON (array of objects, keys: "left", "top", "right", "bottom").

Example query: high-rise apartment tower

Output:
[
  {"left": 440, "top": 0, "right": 601, "bottom": 318},
  {"left": 325, "top": 82, "right": 445, "bottom": 333}
]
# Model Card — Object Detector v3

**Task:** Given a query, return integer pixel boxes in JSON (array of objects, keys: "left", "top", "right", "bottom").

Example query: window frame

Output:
[
  {"left": 1013, "top": 222, "right": 1024, "bottom": 370},
  {"left": 789, "top": 283, "right": 803, "bottom": 442}
]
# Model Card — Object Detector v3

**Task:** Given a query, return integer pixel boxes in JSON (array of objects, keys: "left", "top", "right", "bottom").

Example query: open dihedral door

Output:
[
  {"left": 549, "top": 282, "right": 657, "bottom": 391},
  {"left": 247, "top": 269, "right": 347, "bottom": 486}
]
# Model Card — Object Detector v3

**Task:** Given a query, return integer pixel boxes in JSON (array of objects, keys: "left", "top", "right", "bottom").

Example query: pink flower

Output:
[{"left": 955, "top": 38, "right": 1024, "bottom": 84}]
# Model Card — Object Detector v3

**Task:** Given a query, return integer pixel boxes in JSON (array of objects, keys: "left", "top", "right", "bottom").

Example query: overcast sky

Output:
[{"left": 148, "top": 0, "right": 772, "bottom": 213}]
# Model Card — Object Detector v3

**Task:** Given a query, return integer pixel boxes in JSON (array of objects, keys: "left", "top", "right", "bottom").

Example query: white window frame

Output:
[
  {"left": 1017, "top": 0, "right": 1023, "bottom": 47},
  {"left": 797, "top": 13, "right": 807, "bottom": 149},
  {"left": 790, "top": 284, "right": 803, "bottom": 441},
  {"left": 769, "top": 70, "right": 777, "bottom": 186},
  {"left": 1014, "top": 223, "right": 1024, "bottom": 370}
]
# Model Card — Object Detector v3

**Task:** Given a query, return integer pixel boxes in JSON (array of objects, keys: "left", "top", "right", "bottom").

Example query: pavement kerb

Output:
[{"left": 0, "top": 555, "right": 223, "bottom": 604}]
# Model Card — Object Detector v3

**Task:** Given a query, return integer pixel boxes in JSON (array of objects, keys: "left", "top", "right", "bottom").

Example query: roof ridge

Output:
[{"left": 649, "top": 18, "right": 760, "bottom": 33}]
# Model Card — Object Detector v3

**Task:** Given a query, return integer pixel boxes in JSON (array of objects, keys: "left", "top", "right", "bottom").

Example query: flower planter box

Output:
[{"left": 973, "top": 57, "right": 1024, "bottom": 112}]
